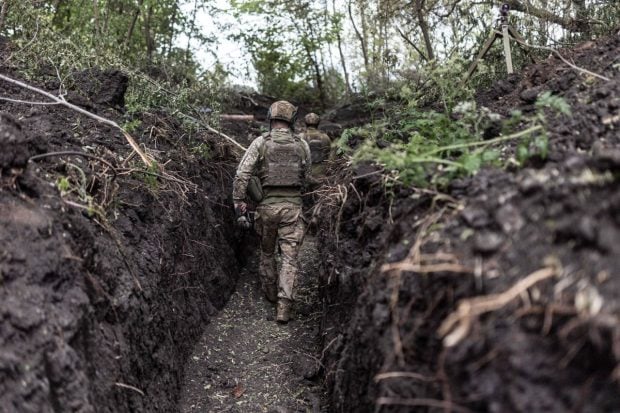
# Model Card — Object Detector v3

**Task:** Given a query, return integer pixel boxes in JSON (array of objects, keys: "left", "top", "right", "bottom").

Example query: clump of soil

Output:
[
  {"left": 316, "top": 34, "right": 620, "bottom": 412},
  {"left": 0, "top": 68, "right": 240, "bottom": 411}
]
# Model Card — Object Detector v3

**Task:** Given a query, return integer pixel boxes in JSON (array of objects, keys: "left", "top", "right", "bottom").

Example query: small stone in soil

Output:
[{"left": 474, "top": 231, "right": 505, "bottom": 254}]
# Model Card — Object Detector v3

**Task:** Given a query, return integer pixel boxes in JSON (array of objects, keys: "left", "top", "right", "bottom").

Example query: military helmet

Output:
[
  {"left": 268, "top": 100, "right": 297, "bottom": 124},
  {"left": 304, "top": 113, "right": 320, "bottom": 126}
]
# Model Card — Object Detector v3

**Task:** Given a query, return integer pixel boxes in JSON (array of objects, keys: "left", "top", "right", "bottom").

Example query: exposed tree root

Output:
[{"left": 439, "top": 265, "right": 560, "bottom": 347}]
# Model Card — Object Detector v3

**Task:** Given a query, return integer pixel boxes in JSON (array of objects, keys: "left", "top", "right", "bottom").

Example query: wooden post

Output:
[
  {"left": 219, "top": 114, "right": 254, "bottom": 122},
  {"left": 502, "top": 24, "right": 514, "bottom": 74},
  {"left": 462, "top": 31, "right": 499, "bottom": 85}
]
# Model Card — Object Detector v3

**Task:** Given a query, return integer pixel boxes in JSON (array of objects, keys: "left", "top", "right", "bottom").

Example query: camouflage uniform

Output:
[
  {"left": 302, "top": 113, "right": 332, "bottom": 180},
  {"left": 303, "top": 127, "right": 332, "bottom": 179},
  {"left": 233, "top": 126, "right": 311, "bottom": 309}
]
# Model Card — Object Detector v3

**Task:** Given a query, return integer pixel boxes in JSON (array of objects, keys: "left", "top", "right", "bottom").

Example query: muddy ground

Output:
[
  {"left": 316, "top": 34, "right": 620, "bottom": 412},
  {"left": 0, "top": 66, "right": 241, "bottom": 412}
]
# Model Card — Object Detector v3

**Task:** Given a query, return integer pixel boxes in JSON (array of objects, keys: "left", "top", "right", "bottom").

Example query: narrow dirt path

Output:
[{"left": 180, "top": 235, "right": 324, "bottom": 413}]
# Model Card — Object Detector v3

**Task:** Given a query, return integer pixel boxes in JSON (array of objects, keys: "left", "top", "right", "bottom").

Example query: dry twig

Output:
[
  {"left": 0, "top": 73, "right": 153, "bottom": 167},
  {"left": 29, "top": 151, "right": 117, "bottom": 178},
  {"left": 176, "top": 111, "right": 246, "bottom": 153},
  {"left": 114, "top": 382, "right": 145, "bottom": 396},
  {"left": 508, "top": 35, "right": 610, "bottom": 82},
  {"left": 374, "top": 371, "right": 435, "bottom": 382}
]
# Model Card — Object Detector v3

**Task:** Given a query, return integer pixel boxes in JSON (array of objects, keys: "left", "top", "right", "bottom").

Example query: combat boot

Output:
[{"left": 276, "top": 298, "right": 292, "bottom": 323}]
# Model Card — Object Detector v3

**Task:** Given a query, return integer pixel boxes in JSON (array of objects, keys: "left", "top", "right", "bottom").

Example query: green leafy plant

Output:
[
  {"left": 133, "top": 162, "right": 160, "bottom": 191},
  {"left": 55, "top": 164, "right": 106, "bottom": 219},
  {"left": 56, "top": 176, "right": 71, "bottom": 194},
  {"left": 122, "top": 119, "right": 142, "bottom": 134},
  {"left": 340, "top": 86, "right": 571, "bottom": 188},
  {"left": 191, "top": 143, "right": 212, "bottom": 160}
]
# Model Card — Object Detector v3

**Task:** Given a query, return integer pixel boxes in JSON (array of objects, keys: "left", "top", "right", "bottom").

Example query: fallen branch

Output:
[
  {"left": 219, "top": 114, "right": 254, "bottom": 121},
  {"left": 240, "top": 94, "right": 258, "bottom": 106},
  {"left": 381, "top": 262, "right": 472, "bottom": 274},
  {"left": 508, "top": 35, "right": 610, "bottom": 82},
  {"left": 439, "top": 266, "right": 559, "bottom": 347},
  {"left": 176, "top": 111, "right": 246, "bottom": 153},
  {"left": 0, "top": 97, "right": 62, "bottom": 105},
  {"left": 374, "top": 371, "right": 435, "bottom": 382},
  {"left": 29, "top": 151, "right": 117, "bottom": 178},
  {"left": 0, "top": 73, "right": 153, "bottom": 167}
]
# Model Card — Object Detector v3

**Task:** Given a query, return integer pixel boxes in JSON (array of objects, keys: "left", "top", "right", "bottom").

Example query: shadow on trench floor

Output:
[{"left": 180, "top": 236, "right": 326, "bottom": 413}]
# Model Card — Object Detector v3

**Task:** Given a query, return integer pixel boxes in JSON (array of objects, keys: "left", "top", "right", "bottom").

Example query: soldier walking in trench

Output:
[
  {"left": 232, "top": 100, "right": 311, "bottom": 323},
  {"left": 301, "top": 112, "right": 332, "bottom": 181}
]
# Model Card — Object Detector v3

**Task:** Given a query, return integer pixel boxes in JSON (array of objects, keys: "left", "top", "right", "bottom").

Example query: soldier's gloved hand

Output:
[{"left": 234, "top": 201, "right": 247, "bottom": 215}]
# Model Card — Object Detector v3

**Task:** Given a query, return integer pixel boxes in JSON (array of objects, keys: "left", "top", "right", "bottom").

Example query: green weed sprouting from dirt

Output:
[
  {"left": 133, "top": 162, "right": 161, "bottom": 192},
  {"left": 191, "top": 143, "right": 212, "bottom": 160},
  {"left": 122, "top": 119, "right": 142, "bottom": 134},
  {"left": 55, "top": 165, "right": 106, "bottom": 219},
  {"left": 55, "top": 176, "right": 71, "bottom": 195},
  {"left": 339, "top": 91, "right": 571, "bottom": 188}
]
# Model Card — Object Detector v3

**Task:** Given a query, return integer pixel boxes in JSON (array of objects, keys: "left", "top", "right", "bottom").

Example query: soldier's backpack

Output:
[
  {"left": 303, "top": 129, "right": 330, "bottom": 164},
  {"left": 246, "top": 175, "right": 263, "bottom": 203}
]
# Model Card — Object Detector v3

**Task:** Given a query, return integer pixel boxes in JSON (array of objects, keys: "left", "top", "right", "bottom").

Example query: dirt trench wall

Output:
[
  {"left": 317, "top": 35, "right": 620, "bottom": 413},
  {"left": 0, "top": 70, "right": 239, "bottom": 412}
]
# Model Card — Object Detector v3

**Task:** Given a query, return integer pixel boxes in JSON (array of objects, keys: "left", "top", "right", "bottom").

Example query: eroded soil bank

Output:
[
  {"left": 316, "top": 35, "right": 620, "bottom": 412},
  {"left": 0, "top": 68, "right": 240, "bottom": 412}
]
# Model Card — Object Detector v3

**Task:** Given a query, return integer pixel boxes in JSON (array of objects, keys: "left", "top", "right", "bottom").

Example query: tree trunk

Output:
[
  {"left": 573, "top": 0, "right": 587, "bottom": 21},
  {"left": 185, "top": 0, "right": 199, "bottom": 66},
  {"left": 92, "top": 0, "right": 100, "bottom": 39},
  {"left": 124, "top": 0, "right": 143, "bottom": 52},
  {"left": 0, "top": 0, "right": 9, "bottom": 34},
  {"left": 166, "top": 2, "right": 178, "bottom": 56},
  {"left": 348, "top": 0, "right": 369, "bottom": 72},
  {"left": 334, "top": 0, "right": 352, "bottom": 95},
  {"left": 359, "top": 0, "right": 371, "bottom": 67},
  {"left": 102, "top": 0, "right": 111, "bottom": 36},
  {"left": 293, "top": 19, "right": 326, "bottom": 107},
  {"left": 503, "top": 0, "right": 590, "bottom": 32},
  {"left": 416, "top": 1, "right": 434, "bottom": 61},
  {"left": 143, "top": 3, "right": 155, "bottom": 63}
]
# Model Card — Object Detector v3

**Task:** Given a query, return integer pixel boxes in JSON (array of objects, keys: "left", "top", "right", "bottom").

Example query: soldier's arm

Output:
[
  {"left": 301, "top": 139, "right": 312, "bottom": 179},
  {"left": 325, "top": 133, "right": 337, "bottom": 162},
  {"left": 232, "top": 137, "right": 263, "bottom": 202},
  {"left": 300, "top": 139, "right": 321, "bottom": 188}
]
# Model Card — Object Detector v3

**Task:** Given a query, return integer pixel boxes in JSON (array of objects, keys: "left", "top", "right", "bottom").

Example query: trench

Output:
[
  {"left": 179, "top": 234, "right": 325, "bottom": 412},
  {"left": 3, "top": 32, "right": 620, "bottom": 413}
]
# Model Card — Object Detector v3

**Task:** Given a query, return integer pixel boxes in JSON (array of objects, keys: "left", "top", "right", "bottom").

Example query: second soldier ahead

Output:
[{"left": 301, "top": 112, "right": 332, "bottom": 182}]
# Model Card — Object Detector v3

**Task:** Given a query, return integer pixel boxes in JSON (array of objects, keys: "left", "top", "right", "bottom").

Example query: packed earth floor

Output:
[{"left": 179, "top": 235, "right": 325, "bottom": 413}]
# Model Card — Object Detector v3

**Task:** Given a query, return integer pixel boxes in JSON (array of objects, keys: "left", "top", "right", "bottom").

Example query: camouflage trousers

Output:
[{"left": 254, "top": 202, "right": 305, "bottom": 301}]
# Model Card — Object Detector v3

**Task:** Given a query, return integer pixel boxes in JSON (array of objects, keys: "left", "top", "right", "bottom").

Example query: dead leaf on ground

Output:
[{"left": 231, "top": 384, "right": 245, "bottom": 398}]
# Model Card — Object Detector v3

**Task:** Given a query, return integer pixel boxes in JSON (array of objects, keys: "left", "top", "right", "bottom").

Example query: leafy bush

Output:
[
  {"left": 338, "top": 87, "right": 570, "bottom": 188},
  {"left": 3, "top": 2, "right": 226, "bottom": 122}
]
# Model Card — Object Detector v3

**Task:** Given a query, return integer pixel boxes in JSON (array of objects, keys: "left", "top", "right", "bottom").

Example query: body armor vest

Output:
[
  {"left": 304, "top": 130, "right": 330, "bottom": 164},
  {"left": 259, "top": 133, "right": 305, "bottom": 188}
]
